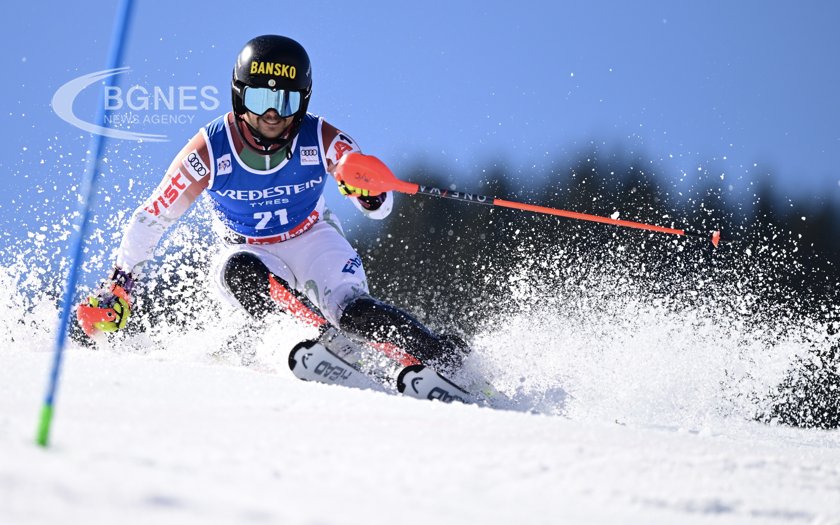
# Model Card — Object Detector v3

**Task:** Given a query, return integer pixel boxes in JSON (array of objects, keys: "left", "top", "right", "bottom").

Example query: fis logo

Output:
[
  {"left": 216, "top": 153, "right": 232, "bottom": 176},
  {"left": 342, "top": 256, "right": 362, "bottom": 275}
]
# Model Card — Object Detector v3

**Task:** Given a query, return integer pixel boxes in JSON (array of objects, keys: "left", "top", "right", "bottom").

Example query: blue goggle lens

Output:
[{"left": 242, "top": 87, "right": 302, "bottom": 117}]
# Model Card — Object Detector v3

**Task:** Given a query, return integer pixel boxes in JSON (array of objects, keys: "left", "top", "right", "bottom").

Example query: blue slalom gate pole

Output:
[{"left": 37, "top": 0, "right": 135, "bottom": 447}]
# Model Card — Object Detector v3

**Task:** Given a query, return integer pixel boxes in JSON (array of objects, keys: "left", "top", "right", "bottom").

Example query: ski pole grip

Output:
[{"left": 335, "top": 153, "right": 419, "bottom": 195}]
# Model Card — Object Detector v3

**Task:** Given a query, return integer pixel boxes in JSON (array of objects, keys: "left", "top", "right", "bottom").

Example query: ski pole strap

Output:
[{"left": 110, "top": 267, "right": 135, "bottom": 296}]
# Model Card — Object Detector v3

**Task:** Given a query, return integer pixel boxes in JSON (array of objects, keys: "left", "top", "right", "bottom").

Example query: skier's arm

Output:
[
  {"left": 116, "top": 131, "right": 213, "bottom": 273},
  {"left": 79, "top": 131, "right": 213, "bottom": 336},
  {"left": 321, "top": 120, "right": 393, "bottom": 220}
]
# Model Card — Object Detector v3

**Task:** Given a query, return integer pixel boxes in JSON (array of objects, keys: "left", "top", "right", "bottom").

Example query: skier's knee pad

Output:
[
  {"left": 221, "top": 251, "right": 326, "bottom": 325},
  {"left": 221, "top": 252, "right": 284, "bottom": 319}
]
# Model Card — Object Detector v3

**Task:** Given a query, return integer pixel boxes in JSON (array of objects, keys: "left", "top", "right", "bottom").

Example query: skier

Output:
[{"left": 77, "top": 34, "right": 467, "bottom": 371}]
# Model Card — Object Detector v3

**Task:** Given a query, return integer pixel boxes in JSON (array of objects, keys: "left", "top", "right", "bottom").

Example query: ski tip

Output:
[
  {"left": 395, "top": 364, "right": 425, "bottom": 394},
  {"left": 711, "top": 230, "right": 721, "bottom": 248},
  {"left": 288, "top": 339, "right": 317, "bottom": 372}
]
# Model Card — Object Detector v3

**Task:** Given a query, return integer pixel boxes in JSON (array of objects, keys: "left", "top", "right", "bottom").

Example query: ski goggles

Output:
[{"left": 242, "top": 87, "right": 302, "bottom": 117}]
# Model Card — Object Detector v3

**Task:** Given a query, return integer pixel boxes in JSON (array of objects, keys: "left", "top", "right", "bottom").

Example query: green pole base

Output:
[{"left": 36, "top": 404, "right": 54, "bottom": 447}]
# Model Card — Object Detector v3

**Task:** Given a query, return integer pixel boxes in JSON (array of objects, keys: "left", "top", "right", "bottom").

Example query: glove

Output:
[
  {"left": 77, "top": 267, "right": 135, "bottom": 337},
  {"left": 339, "top": 181, "right": 388, "bottom": 211},
  {"left": 355, "top": 192, "right": 388, "bottom": 211},
  {"left": 338, "top": 181, "right": 389, "bottom": 211},
  {"left": 337, "top": 180, "right": 372, "bottom": 198}
]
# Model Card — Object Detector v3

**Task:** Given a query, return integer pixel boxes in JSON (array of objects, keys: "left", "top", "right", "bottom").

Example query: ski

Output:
[
  {"left": 395, "top": 364, "right": 510, "bottom": 407},
  {"left": 396, "top": 364, "right": 477, "bottom": 403},
  {"left": 288, "top": 338, "right": 383, "bottom": 391},
  {"left": 287, "top": 328, "right": 509, "bottom": 407}
]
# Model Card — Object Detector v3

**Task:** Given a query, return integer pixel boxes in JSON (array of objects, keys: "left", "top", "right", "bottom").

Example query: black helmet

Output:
[{"left": 231, "top": 35, "right": 312, "bottom": 152}]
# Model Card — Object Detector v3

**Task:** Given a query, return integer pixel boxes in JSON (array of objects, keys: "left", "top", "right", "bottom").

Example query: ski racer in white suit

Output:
[{"left": 77, "top": 35, "right": 467, "bottom": 370}]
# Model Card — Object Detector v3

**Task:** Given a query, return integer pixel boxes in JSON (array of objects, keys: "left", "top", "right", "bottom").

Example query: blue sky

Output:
[{"left": 2, "top": 1, "right": 839, "bottom": 259}]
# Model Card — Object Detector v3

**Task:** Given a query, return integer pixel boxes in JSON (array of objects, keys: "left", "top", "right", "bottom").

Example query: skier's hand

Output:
[
  {"left": 77, "top": 267, "right": 135, "bottom": 337},
  {"left": 337, "top": 180, "right": 372, "bottom": 198},
  {"left": 338, "top": 181, "right": 390, "bottom": 211},
  {"left": 355, "top": 192, "right": 388, "bottom": 211}
]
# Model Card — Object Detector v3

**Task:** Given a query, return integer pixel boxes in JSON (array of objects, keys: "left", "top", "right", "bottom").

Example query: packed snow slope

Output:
[
  {"left": 3, "top": 252, "right": 840, "bottom": 525},
  {"left": 3, "top": 340, "right": 840, "bottom": 525},
  {"left": 2, "top": 198, "right": 840, "bottom": 524}
]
